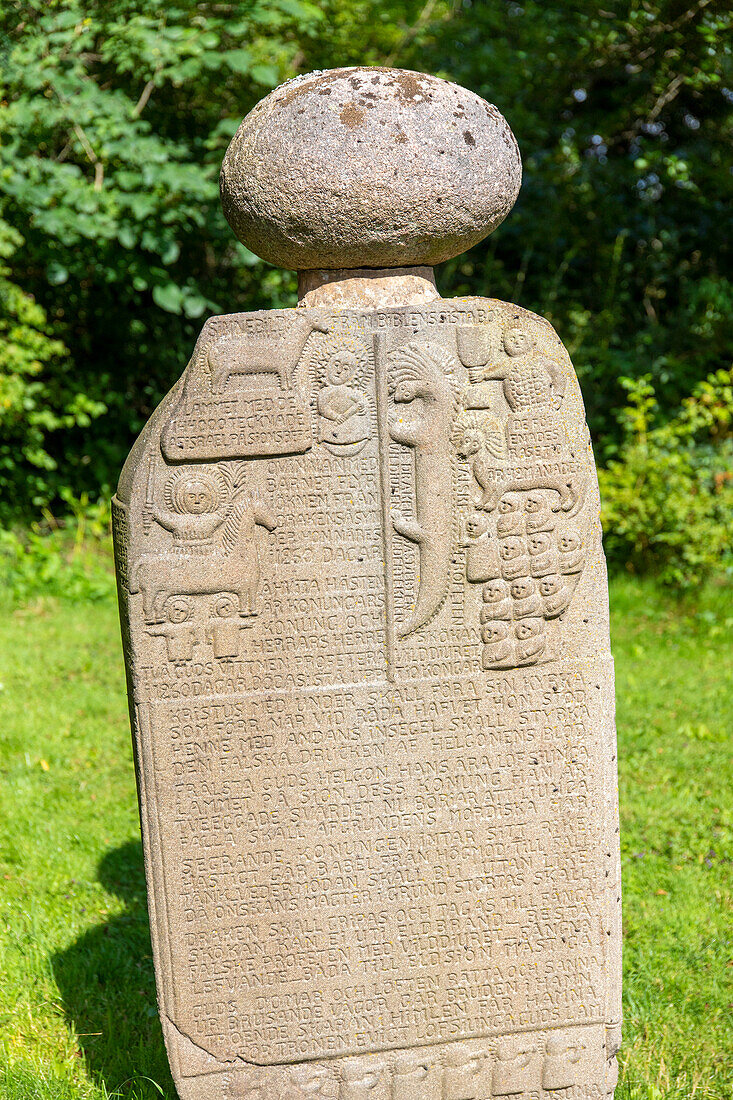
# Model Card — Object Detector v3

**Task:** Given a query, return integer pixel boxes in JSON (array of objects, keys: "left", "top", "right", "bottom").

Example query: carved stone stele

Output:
[{"left": 114, "top": 67, "right": 621, "bottom": 1100}]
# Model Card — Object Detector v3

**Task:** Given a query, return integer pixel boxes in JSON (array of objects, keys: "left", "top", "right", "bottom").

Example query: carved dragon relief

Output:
[{"left": 386, "top": 340, "right": 459, "bottom": 639}]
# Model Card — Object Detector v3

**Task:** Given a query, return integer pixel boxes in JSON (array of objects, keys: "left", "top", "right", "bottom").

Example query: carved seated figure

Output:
[
  {"left": 340, "top": 1059, "right": 390, "bottom": 1100},
  {"left": 496, "top": 496, "right": 524, "bottom": 537},
  {"left": 392, "top": 1057, "right": 441, "bottom": 1100},
  {"left": 442, "top": 1049, "right": 492, "bottom": 1100},
  {"left": 542, "top": 1032, "right": 585, "bottom": 1090},
  {"left": 492, "top": 1037, "right": 538, "bottom": 1096},
  {"left": 317, "top": 346, "right": 370, "bottom": 449},
  {"left": 480, "top": 578, "right": 512, "bottom": 622},
  {"left": 524, "top": 491, "right": 555, "bottom": 535},
  {"left": 540, "top": 574, "right": 576, "bottom": 619},
  {"left": 465, "top": 514, "right": 501, "bottom": 584},
  {"left": 145, "top": 596, "right": 198, "bottom": 661},
  {"left": 481, "top": 621, "right": 513, "bottom": 669},
  {"left": 528, "top": 531, "right": 558, "bottom": 578},
  {"left": 511, "top": 578, "right": 543, "bottom": 619},
  {"left": 559, "top": 530, "right": 585, "bottom": 574},
  {"left": 515, "top": 618, "right": 546, "bottom": 665},
  {"left": 500, "top": 536, "right": 529, "bottom": 581}
]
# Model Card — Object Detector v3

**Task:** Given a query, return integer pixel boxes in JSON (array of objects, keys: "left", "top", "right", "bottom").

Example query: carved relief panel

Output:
[{"left": 114, "top": 298, "right": 621, "bottom": 1100}]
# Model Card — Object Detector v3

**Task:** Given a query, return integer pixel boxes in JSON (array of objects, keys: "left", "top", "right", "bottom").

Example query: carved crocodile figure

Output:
[{"left": 388, "top": 341, "right": 458, "bottom": 638}]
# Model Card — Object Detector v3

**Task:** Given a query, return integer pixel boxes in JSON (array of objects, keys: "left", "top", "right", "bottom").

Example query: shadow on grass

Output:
[{"left": 52, "top": 840, "right": 175, "bottom": 1099}]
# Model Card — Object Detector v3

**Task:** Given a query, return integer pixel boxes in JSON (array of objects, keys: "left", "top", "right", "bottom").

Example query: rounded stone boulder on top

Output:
[{"left": 113, "top": 66, "right": 622, "bottom": 1100}]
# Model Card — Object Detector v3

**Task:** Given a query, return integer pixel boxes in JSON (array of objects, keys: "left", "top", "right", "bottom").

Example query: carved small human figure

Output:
[
  {"left": 511, "top": 578, "right": 543, "bottom": 619},
  {"left": 480, "top": 578, "right": 512, "bottom": 621},
  {"left": 207, "top": 594, "right": 246, "bottom": 658},
  {"left": 146, "top": 596, "right": 197, "bottom": 660},
  {"left": 496, "top": 495, "right": 524, "bottom": 538},
  {"left": 392, "top": 1057, "right": 441, "bottom": 1100},
  {"left": 542, "top": 1032, "right": 585, "bottom": 1090},
  {"left": 464, "top": 324, "right": 533, "bottom": 384},
  {"left": 442, "top": 1048, "right": 492, "bottom": 1100},
  {"left": 540, "top": 573, "right": 576, "bottom": 619},
  {"left": 481, "top": 620, "right": 513, "bottom": 669},
  {"left": 340, "top": 1059, "right": 390, "bottom": 1100},
  {"left": 226, "top": 1069, "right": 265, "bottom": 1100},
  {"left": 515, "top": 618, "right": 546, "bottom": 665},
  {"left": 559, "top": 530, "right": 585, "bottom": 574},
  {"left": 317, "top": 342, "right": 370, "bottom": 454},
  {"left": 464, "top": 513, "right": 501, "bottom": 583},
  {"left": 524, "top": 491, "right": 555, "bottom": 535},
  {"left": 528, "top": 531, "right": 558, "bottom": 578},
  {"left": 491, "top": 1037, "right": 538, "bottom": 1096},
  {"left": 500, "top": 536, "right": 529, "bottom": 581},
  {"left": 287, "top": 1065, "right": 331, "bottom": 1100}
]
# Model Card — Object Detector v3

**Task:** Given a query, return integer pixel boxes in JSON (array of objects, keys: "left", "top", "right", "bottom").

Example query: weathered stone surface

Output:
[
  {"left": 220, "top": 68, "right": 521, "bottom": 270},
  {"left": 114, "top": 67, "right": 621, "bottom": 1100}
]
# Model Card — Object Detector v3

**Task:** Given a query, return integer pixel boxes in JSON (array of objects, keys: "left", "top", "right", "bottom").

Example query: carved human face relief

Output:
[
  {"left": 465, "top": 513, "right": 488, "bottom": 540},
  {"left": 503, "top": 327, "right": 532, "bottom": 358},
  {"left": 326, "top": 349, "right": 359, "bottom": 386},
  {"left": 178, "top": 476, "right": 216, "bottom": 514}
]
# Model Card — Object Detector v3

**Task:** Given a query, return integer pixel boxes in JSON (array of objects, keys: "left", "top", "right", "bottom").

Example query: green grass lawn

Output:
[{"left": 0, "top": 576, "right": 731, "bottom": 1099}]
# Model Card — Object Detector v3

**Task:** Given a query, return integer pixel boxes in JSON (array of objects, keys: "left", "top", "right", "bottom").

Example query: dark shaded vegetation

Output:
[{"left": 0, "top": 1, "right": 731, "bottom": 579}]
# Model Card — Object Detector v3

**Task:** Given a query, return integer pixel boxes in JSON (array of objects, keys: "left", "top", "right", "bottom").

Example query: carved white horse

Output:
[{"left": 130, "top": 489, "right": 276, "bottom": 623}]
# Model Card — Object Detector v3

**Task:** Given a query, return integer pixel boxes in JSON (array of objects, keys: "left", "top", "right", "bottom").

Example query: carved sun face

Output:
[{"left": 180, "top": 478, "right": 216, "bottom": 514}]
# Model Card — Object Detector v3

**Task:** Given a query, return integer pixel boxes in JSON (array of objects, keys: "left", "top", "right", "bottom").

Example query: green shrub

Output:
[
  {"left": 0, "top": 495, "right": 114, "bottom": 606},
  {"left": 599, "top": 368, "right": 733, "bottom": 586}
]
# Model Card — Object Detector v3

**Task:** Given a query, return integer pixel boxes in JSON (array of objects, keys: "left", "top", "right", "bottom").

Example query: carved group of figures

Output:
[
  {"left": 220, "top": 1027, "right": 617, "bottom": 1100},
  {"left": 127, "top": 309, "right": 591, "bottom": 672},
  {"left": 450, "top": 322, "right": 591, "bottom": 668}
]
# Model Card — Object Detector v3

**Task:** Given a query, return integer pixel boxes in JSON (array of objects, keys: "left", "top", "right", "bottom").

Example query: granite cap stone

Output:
[{"left": 220, "top": 66, "right": 522, "bottom": 270}]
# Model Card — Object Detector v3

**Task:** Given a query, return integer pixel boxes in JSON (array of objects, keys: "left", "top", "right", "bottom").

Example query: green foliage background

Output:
[{"left": 0, "top": 0, "right": 731, "bottom": 577}]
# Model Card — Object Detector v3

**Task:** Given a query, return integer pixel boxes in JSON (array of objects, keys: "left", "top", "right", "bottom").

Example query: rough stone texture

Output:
[
  {"left": 220, "top": 68, "right": 522, "bottom": 270},
  {"left": 114, "top": 299, "right": 621, "bottom": 1100},
  {"left": 298, "top": 268, "right": 439, "bottom": 309},
  {"left": 114, "top": 68, "right": 621, "bottom": 1100}
]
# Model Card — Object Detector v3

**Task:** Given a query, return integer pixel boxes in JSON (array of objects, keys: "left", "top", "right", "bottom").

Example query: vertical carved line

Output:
[{"left": 374, "top": 331, "right": 396, "bottom": 684}]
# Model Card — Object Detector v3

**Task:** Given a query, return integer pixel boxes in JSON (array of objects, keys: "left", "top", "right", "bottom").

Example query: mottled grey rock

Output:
[{"left": 220, "top": 67, "right": 522, "bottom": 270}]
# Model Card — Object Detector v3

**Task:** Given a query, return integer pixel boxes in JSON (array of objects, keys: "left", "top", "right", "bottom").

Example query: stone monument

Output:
[{"left": 113, "top": 67, "right": 622, "bottom": 1100}]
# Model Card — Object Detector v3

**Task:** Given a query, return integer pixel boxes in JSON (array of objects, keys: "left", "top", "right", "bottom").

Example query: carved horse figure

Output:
[
  {"left": 209, "top": 315, "right": 329, "bottom": 393},
  {"left": 130, "top": 488, "right": 276, "bottom": 623},
  {"left": 388, "top": 341, "right": 458, "bottom": 638}
]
